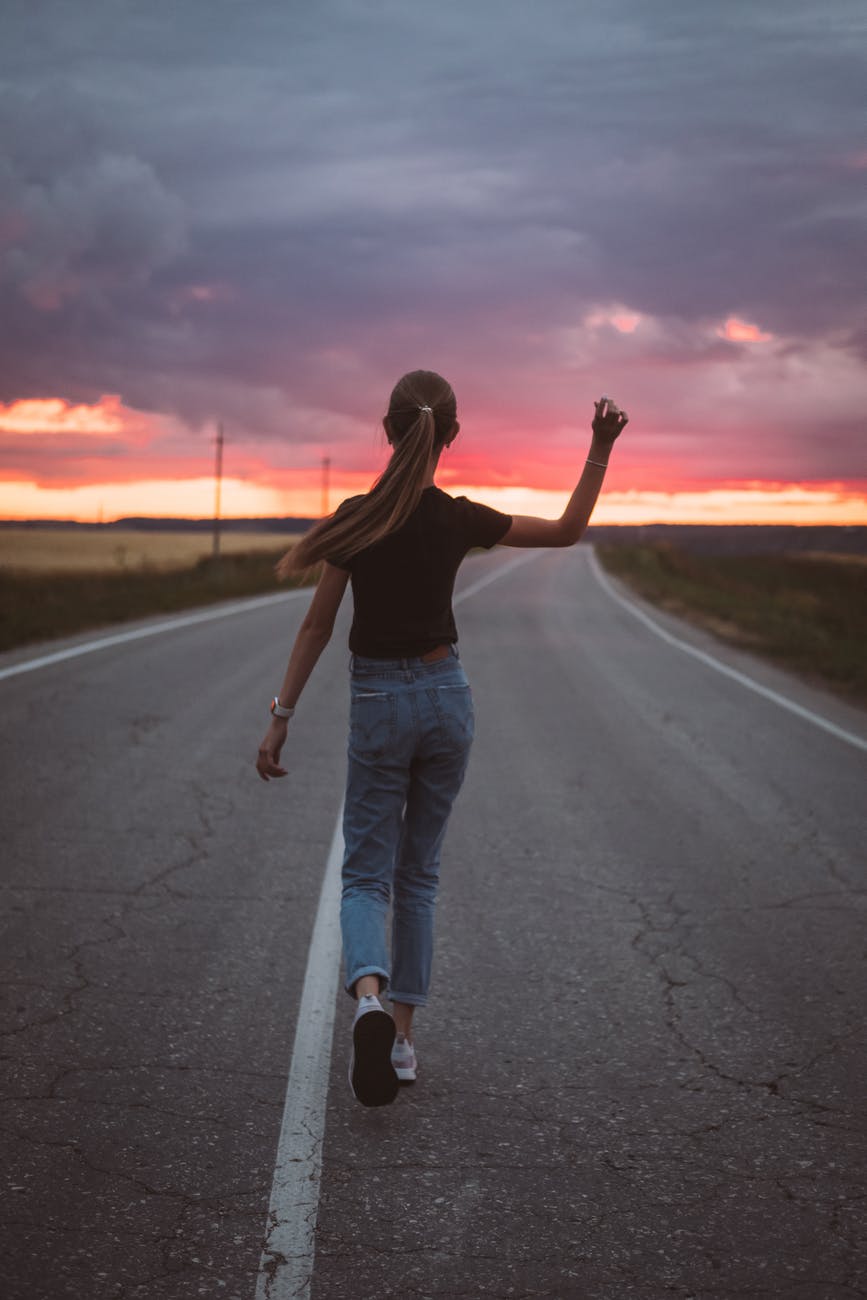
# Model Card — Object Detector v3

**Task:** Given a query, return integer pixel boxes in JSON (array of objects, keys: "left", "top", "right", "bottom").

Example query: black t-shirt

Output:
[{"left": 333, "top": 486, "right": 512, "bottom": 657}]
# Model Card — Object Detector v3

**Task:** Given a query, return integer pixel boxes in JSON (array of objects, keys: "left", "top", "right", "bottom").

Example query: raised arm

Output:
[{"left": 499, "top": 397, "right": 628, "bottom": 548}]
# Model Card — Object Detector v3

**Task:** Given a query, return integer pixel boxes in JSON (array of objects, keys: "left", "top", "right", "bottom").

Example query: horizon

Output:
[
  {"left": 4, "top": 516, "right": 866, "bottom": 531},
  {"left": 3, "top": 488, "right": 867, "bottom": 529},
  {"left": 1, "top": 462, "right": 865, "bottom": 527},
  {"left": 1, "top": 4, "right": 865, "bottom": 528}
]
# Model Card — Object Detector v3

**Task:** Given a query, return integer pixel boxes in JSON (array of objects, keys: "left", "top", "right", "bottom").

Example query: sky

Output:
[{"left": 1, "top": 0, "right": 865, "bottom": 524}]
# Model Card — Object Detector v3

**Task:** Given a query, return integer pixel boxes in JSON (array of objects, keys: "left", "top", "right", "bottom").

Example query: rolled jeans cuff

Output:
[
  {"left": 387, "top": 990, "right": 427, "bottom": 1007},
  {"left": 344, "top": 963, "right": 389, "bottom": 998}
]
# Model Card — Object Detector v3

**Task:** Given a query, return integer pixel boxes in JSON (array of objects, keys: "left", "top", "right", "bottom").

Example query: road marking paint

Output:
[
  {"left": 453, "top": 549, "right": 540, "bottom": 605},
  {"left": 587, "top": 547, "right": 867, "bottom": 755},
  {"left": 0, "top": 589, "right": 308, "bottom": 682},
  {"left": 254, "top": 548, "right": 540, "bottom": 1300},
  {"left": 255, "top": 808, "right": 345, "bottom": 1300}
]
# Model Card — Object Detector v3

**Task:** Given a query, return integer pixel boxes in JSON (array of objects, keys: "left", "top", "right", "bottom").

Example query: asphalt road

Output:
[{"left": 1, "top": 544, "right": 865, "bottom": 1300}]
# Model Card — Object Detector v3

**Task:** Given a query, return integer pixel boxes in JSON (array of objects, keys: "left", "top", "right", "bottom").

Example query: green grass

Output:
[
  {"left": 595, "top": 543, "right": 867, "bottom": 707},
  {"left": 0, "top": 549, "right": 318, "bottom": 653}
]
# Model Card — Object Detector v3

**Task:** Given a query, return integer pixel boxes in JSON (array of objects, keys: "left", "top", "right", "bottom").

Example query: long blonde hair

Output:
[{"left": 277, "top": 370, "right": 456, "bottom": 576}]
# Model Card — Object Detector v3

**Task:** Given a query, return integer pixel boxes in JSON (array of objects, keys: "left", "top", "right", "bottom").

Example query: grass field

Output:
[
  {"left": 0, "top": 527, "right": 297, "bottom": 573},
  {"left": 596, "top": 542, "right": 867, "bottom": 708},
  {"left": 0, "top": 543, "right": 316, "bottom": 653}
]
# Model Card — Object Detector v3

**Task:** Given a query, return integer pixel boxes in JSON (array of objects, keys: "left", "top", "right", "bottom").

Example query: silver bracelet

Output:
[{"left": 586, "top": 457, "right": 609, "bottom": 469}]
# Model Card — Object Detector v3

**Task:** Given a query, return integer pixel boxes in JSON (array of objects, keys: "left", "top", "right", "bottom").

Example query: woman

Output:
[{"left": 256, "top": 370, "right": 628, "bottom": 1107}]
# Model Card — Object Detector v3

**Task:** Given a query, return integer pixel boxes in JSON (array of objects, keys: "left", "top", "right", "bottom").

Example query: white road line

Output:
[
  {"left": 255, "top": 808, "right": 345, "bottom": 1300},
  {"left": 587, "top": 547, "right": 867, "bottom": 755},
  {"left": 453, "top": 549, "right": 540, "bottom": 605},
  {"left": 0, "top": 589, "right": 308, "bottom": 682},
  {"left": 254, "top": 548, "right": 540, "bottom": 1300}
]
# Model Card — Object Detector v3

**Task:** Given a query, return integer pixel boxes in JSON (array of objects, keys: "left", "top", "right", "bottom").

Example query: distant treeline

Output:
[
  {"left": 0, "top": 516, "right": 310, "bottom": 535},
  {"left": 2, "top": 518, "right": 865, "bottom": 556}
]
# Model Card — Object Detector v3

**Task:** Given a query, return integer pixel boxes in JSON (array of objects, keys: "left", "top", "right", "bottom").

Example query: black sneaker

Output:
[{"left": 349, "top": 995, "right": 399, "bottom": 1107}]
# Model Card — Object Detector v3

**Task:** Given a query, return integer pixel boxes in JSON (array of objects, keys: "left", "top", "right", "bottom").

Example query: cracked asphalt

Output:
[{"left": 2, "top": 545, "right": 866, "bottom": 1300}]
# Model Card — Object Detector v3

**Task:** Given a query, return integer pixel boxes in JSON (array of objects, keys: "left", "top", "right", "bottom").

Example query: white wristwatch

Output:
[{"left": 270, "top": 697, "right": 295, "bottom": 719}]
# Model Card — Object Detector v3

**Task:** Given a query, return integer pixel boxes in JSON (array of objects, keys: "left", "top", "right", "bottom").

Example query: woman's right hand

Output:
[
  {"left": 592, "top": 396, "right": 629, "bottom": 446},
  {"left": 256, "top": 718, "right": 289, "bottom": 782}
]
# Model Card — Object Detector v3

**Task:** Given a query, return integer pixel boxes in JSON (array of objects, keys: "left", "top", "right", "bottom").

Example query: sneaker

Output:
[
  {"left": 349, "top": 995, "right": 399, "bottom": 1107},
  {"left": 391, "top": 1035, "right": 418, "bottom": 1084}
]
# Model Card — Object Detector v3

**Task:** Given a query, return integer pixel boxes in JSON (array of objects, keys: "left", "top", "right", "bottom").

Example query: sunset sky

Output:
[{"left": 1, "top": 1, "right": 865, "bottom": 525}]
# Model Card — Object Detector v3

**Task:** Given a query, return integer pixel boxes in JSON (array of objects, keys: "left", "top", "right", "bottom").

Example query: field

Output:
[
  {"left": 0, "top": 530, "right": 314, "bottom": 653},
  {"left": 596, "top": 542, "right": 866, "bottom": 708},
  {"left": 0, "top": 527, "right": 297, "bottom": 573}
]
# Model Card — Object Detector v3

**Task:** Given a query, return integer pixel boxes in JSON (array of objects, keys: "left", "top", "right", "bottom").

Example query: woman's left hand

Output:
[
  {"left": 256, "top": 718, "right": 289, "bottom": 781},
  {"left": 592, "top": 396, "right": 629, "bottom": 446}
]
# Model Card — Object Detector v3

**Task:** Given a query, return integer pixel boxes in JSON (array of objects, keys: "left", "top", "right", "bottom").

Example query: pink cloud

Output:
[
  {"left": 718, "top": 317, "right": 774, "bottom": 343},
  {"left": 585, "top": 306, "right": 643, "bottom": 334},
  {"left": 0, "top": 395, "right": 128, "bottom": 435}
]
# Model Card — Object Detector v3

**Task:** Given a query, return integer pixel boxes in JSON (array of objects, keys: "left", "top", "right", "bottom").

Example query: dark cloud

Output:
[
  {"left": 0, "top": 150, "right": 186, "bottom": 310},
  {"left": 0, "top": 0, "right": 864, "bottom": 491}
]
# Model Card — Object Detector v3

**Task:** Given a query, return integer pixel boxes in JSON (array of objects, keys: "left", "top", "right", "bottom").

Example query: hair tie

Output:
[{"left": 418, "top": 405, "right": 432, "bottom": 413}]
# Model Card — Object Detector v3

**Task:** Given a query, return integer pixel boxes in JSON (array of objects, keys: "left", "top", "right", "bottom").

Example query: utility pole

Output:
[
  {"left": 321, "top": 454, "right": 331, "bottom": 517},
  {"left": 213, "top": 422, "right": 224, "bottom": 559}
]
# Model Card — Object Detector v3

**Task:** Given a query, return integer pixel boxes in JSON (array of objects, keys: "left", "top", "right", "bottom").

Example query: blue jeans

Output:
[{"left": 340, "top": 645, "right": 474, "bottom": 1006}]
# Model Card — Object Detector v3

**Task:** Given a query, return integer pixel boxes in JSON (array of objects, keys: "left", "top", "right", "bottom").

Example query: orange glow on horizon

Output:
[
  {"left": 1, "top": 475, "right": 864, "bottom": 527},
  {"left": 2, "top": 394, "right": 864, "bottom": 527}
]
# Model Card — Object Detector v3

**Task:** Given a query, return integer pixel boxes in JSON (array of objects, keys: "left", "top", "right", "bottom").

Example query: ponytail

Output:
[{"left": 277, "top": 371, "right": 456, "bottom": 577}]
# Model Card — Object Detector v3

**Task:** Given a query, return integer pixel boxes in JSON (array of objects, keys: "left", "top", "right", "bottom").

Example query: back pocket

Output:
[
  {"left": 349, "top": 690, "right": 397, "bottom": 761},
  {"left": 432, "top": 682, "right": 475, "bottom": 750}
]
